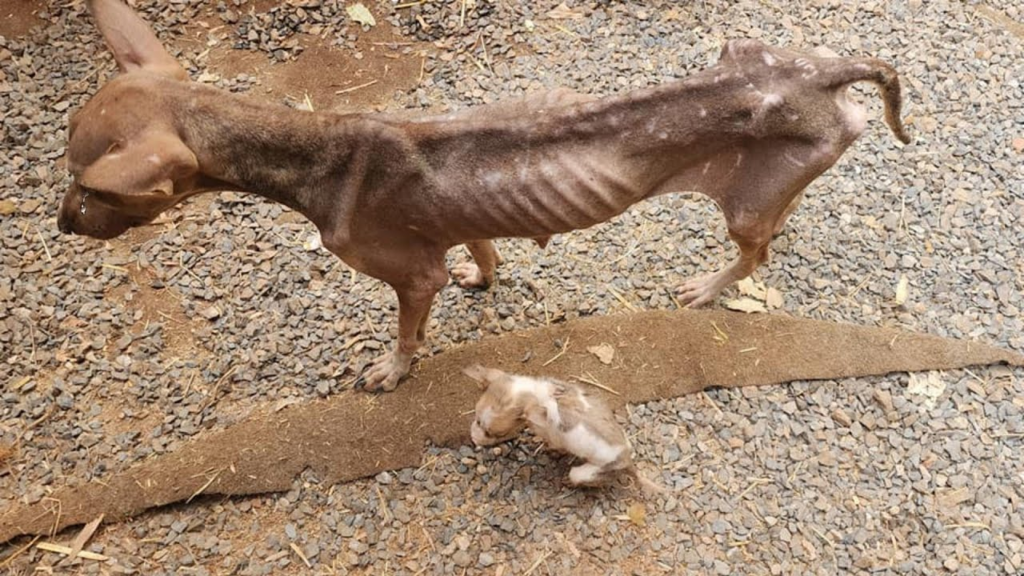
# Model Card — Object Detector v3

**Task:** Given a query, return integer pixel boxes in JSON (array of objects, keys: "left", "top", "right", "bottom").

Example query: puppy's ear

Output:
[
  {"left": 87, "top": 0, "right": 188, "bottom": 80},
  {"left": 79, "top": 129, "right": 198, "bottom": 197},
  {"left": 525, "top": 403, "right": 548, "bottom": 424},
  {"left": 462, "top": 364, "right": 506, "bottom": 390}
]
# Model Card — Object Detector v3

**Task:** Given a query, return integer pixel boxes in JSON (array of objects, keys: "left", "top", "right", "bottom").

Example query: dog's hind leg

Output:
[
  {"left": 773, "top": 189, "right": 806, "bottom": 236},
  {"left": 678, "top": 142, "right": 829, "bottom": 307},
  {"left": 451, "top": 240, "right": 502, "bottom": 290}
]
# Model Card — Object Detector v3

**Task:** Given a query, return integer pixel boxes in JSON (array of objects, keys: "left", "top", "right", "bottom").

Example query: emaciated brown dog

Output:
[{"left": 58, "top": 0, "right": 910, "bottom": 391}]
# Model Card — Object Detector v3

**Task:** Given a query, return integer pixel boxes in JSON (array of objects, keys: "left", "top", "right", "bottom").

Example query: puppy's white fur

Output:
[{"left": 465, "top": 365, "right": 663, "bottom": 491}]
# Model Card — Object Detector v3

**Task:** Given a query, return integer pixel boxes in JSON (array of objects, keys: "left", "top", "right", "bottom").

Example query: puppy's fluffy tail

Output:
[{"left": 824, "top": 58, "right": 912, "bottom": 145}]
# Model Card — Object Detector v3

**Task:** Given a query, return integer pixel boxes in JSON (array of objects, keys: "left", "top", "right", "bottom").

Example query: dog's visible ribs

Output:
[{"left": 58, "top": 1, "right": 910, "bottom": 392}]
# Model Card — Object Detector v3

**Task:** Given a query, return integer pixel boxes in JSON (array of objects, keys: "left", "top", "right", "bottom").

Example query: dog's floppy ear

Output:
[
  {"left": 462, "top": 364, "right": 505, "bottom": 390},
  {"left": 87, "top": 0, "right": 187, "bottom": 80},
  {"left": 79, "top": 129, "right": 198, "bottom": 197}
]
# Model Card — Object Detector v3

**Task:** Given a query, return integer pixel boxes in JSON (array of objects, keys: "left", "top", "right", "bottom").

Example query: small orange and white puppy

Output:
[{"left": 465, "top": 365, "right": 663, "bottom": 491}]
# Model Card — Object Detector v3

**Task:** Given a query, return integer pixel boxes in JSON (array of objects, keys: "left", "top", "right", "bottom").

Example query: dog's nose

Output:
[{"left": 57, "top": 213, "right": 73, "bottom": 234}]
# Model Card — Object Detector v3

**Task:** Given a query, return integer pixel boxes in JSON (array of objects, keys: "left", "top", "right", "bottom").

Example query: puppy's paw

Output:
[
  {"left": 451, "top": 262, "right": 491, "bottom": 290},
  {"left": 569, "top": 464, "right": 604, "bottom": 487},
  {"left": 360, "top": 351, "right": 412, "bottom": 392}
]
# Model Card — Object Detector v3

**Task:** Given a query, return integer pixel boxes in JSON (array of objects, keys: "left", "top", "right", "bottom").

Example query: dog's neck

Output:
[{"left": 171, "top": 82, "right": 364, "bottom": 231}]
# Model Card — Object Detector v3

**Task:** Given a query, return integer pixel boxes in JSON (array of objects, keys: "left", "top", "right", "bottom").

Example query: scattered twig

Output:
[
  {"left": 943, "top": 522, "right": 990, "bottom": 531},
  {"left": 200, "top": 366, "right": 237, "bottom": 414},
  {"left": 523, "top": 550, "right": 552, "bottom": 575},
  {"left": 702, "top": 391, "right": 723, "bottom": 416},
  {"left": 607, "top": 286, "right": 638, "bottom": 312},
  {"left": 35, "top": 227, "right": 52, "bottom": 261},
  {"left": 101, "top": 263, "right": 128, "bottom": 273},
  {"left": 187, "top": 469, "right": 223, "bottom": 503},
  {"left": 573, "top": 373, "right": 621, "bottom": 396},
  {"left": 335, "top": 79, "right": 378, "bottom": 95},
  {"left": 0, "top": 535, "right": 41, "bottom": 568},
  {"left": 710, "top": 321, "right": 729, "bottom": 344},
  {"left": 59, "top": 514, "right": 104, "bottom": 567},
  {"left": 734, "top": 478, "right": 771, "bottom": 501},
  {"left": 36, "top": 542, "right": 108, "bottom": 562},
  {"left": 542, "top": 336, "right": 570, "bottom": 366},
  {"left": 15, "top": 404, "right": 55, "bottom": 446},
  {"left": 289, "top": 542, "right": 312, "bottom": 568}
]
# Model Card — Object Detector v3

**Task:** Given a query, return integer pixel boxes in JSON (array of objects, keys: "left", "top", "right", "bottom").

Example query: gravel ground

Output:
[{"left": 2, "top": 0, "right": 1023, "bottom": 574}]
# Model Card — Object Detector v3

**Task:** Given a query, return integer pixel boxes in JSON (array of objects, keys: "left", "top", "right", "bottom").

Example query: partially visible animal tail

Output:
[
  {"left": 629, "top": 468, "right": 669, "bottom": 495},
  {"left": 825, "top": 58, "right": 912, "bottom": 145}
]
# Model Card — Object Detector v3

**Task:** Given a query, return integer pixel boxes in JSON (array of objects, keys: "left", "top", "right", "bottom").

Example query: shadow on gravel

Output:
[{"left": 2, "top": 309, "right": 1021, "bottom": 543}]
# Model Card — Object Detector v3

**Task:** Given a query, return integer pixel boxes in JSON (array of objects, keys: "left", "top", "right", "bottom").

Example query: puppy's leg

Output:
[
  {"left": 451, "top": 240, "right": 502, "bottom": 290},
  {"left": 568, "top": 463, "right": 605, "bottom": 486},
  {"left": 361, "top": 253, "right": 448, "bottom": 392}
]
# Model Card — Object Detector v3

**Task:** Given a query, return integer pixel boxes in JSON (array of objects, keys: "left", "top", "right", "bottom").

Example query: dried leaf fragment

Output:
[
  {"left": 626, "top": 502, "right": 646, "bottom": 526},
  {"left": 895, "top": 275, "right": 910, "bottom": 306},
  {"left": 546, "top": 2, "right": 584, "bottom": 19},
  {"left": 346, "top": 3, "right": 376, "bottom": 27},
  {"left": 587, "top": 343, "right": 615, "bottom": 365},
  {"left": 723, "top": 298, "right": 766, "bottom": 314},
  {"left": 737, "top": 277, "right": 766, "bottom": 300}
]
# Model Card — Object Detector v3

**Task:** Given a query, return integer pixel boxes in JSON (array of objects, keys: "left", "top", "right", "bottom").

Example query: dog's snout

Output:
[{"left": 57, "top": 213, "right": 73, "bottom": 234}]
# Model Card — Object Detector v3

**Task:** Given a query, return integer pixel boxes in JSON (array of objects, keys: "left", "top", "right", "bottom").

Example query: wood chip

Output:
[
  {"left": 737, "top": 277, "right": 767, "bottom": 300},
  {"left": 546, "top": 2, "right": 584, "bottom": 19},
  {"left": 766, "top": 287, "right": 784, "bottom": 309},
  {"left": 936, "top": 487, "right": 972, "bottom": 508},
  {"left": 895, "top": 275, "right": 910, "bottom": 305},
  {"left": 872, "top": 389, "right": 894, "bottom": 413},
  {"left": 586, "top": 343, "right": 615, "bottom": 365},
  {"left": 831, "top": 408, "right": 853, "bottom": 427},
  {"left": 625, "top": 502, "right": 646, "bottom": 526},
  {"left": 289, "top": 542, "right": 312, "bottom": 568},
  {"left": 907, "top": 372, "right": 946, "bottom": 406},
  {"left": 723, "top": 298, "right": 767, "bottom": 314},
  {"left": 346, "top": 3, "right": 376, "bottom": 27},
  {"left": 60, "top": 514, "right": 103, "bottom": 566},
  {"left": 36, "top": 542, "right": 109, "bottom": 562}
]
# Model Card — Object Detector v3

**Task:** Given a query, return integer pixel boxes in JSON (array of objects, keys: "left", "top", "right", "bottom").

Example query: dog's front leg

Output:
[{"left": 361, "top": 264, "right": 448, "bottom": 392}]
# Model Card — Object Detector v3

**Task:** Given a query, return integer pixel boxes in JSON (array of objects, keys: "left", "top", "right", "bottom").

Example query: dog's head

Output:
[
  {"left": 57, "top": 0, "right": 199, "bottom": 239},
  {"left": 463, "top": 365, "right": 528, "bottom": 447}
]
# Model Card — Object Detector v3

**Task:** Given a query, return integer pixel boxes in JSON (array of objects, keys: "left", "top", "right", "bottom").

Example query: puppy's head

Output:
[
  {"left": 57, "top": 0, "right": 199, "bottom": 239},
  {"left": 463, "top": 365, "right": 527, "bottom": 446}
]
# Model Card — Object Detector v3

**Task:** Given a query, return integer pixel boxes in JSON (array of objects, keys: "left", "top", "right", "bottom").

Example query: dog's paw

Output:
[
  {"left": 677, "top": 274, "right": 726, "bottom": 308},
  {"left": 360, "top": 352, "right": 411, "bottom": 392},
  {"left": 451, "top": 262, "right": 491, "bottom": 290}
]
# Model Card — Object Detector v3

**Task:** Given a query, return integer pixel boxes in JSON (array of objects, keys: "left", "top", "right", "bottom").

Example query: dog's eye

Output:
[{"left": 83, "top": 187, "right": 125, "bottom": 207}]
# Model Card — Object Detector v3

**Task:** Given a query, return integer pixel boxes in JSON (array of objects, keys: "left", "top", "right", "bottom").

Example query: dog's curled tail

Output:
[{"left": 826, "top": 58, "right": 912, "bottom": 145}]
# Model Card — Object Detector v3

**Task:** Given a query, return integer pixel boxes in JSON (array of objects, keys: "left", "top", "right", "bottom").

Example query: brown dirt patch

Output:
[
  {"left": 1, "top": 309, "right": 1020, "bottom": 543},
  {"left": 203, "top": 20, "right": 424, "bottom": 113},
  {"left": 0, "top": 0, "right": 45, "bottom": 39}
]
